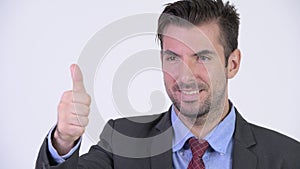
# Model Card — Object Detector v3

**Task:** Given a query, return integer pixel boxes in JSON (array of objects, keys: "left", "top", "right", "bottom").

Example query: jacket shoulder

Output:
[
  {"left": 234, "top": 111, "right": 300, "bottom": 168},
  {"left": 249, "top": 122, "right": 300, "bottom": 151},
  {"left": 247, "top": 122, "right": 300, "bottom": 167},
  {"left": 106, "top": 111, "right": 170, "bottom": 138}
]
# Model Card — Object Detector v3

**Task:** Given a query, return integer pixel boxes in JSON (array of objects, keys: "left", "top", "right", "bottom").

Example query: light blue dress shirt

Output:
[{"left": 171, "top": 105, "right": 236, "bottom": 169}]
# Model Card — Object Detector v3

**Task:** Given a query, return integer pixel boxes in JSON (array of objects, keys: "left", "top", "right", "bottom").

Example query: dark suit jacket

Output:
[{"left": 35, "top": 108, "right": 300, "bottom": 169}]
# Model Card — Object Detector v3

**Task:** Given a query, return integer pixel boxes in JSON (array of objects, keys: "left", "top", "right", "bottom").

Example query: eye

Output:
[
  {"left": 196, "top": 55, "right": 211, "bottom": 63},
  {"left": 165, "top": 54, "right": 179, "bottom": 62}
]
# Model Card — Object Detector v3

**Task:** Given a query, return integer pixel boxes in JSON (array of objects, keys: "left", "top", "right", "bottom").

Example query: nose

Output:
[{"left": 178, "top": 57, "right": 197, "bottom": 83}]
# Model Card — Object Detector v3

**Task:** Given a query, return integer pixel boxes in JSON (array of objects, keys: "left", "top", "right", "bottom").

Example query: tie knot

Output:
[{"left": 189, "top": 138, "right": 209, "bottom": 158}]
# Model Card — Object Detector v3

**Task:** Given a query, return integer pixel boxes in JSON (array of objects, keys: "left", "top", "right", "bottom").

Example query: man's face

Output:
[{"left": 161, "top": 22, "right": 228, "bottom": 120}]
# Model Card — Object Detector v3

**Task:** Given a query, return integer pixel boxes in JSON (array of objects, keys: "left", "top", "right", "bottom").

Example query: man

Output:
[{"left": 35, "top": 0, "right": 300, "bottom": 168}]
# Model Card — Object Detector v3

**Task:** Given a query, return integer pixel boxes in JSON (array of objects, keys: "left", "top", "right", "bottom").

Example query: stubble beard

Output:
[
  {"left": 173, "top": 92, "right": 211, "bottom": 125},
  {"left": 167, "top": 81, "right": 227, "bottom": 126},
  {"left": 164, "top": 79, "right": 212, "bottom": 125}
]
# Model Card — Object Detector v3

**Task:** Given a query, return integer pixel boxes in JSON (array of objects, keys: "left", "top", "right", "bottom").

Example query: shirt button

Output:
[{"left": 179, "top": 151, "right": 184, "bottom": 156}]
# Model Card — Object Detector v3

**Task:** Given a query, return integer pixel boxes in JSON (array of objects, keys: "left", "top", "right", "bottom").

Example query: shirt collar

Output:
[
  {"left": 171, "top": 103, "right": 236, "bottom": 154},
  {"left": 171, "top": 105, "right": 194, "bottom": 152}
]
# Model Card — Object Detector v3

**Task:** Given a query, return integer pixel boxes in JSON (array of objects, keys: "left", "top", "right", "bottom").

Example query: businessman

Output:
[{"left": 35, "top": 0, "right": 300, "bottom": 168}]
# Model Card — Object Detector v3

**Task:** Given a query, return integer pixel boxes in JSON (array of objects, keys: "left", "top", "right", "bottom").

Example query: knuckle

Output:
[
  {"left": 79, "top": 105, "right": 88, "bottom": 116},
  {"left": 77, "top": 117, "right": 83, "bottom": 125},
  {"left": 74, "top": 105, "right": 82, "bottom": 116},
  {"left": 86, "top": 94, "right": 91, "bottom": 105},
  {"left": 79, "top": 117, "right": 89, "bottom": 127},
  {"left": 79, "top": 127, "right": 85, "bottom": 135},
  {"left": 86, "top": 107, "right": 90, "bottom": 115},
  {"left": 84, "top": 118, "right": 89, "bottom": 126},
  {"left": 61, "top": 91, "right": 72, "bottom": 102}
]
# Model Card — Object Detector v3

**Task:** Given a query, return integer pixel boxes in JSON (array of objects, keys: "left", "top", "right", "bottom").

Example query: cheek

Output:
[
  {"left": 192, "top": 64, "right": 211, "bottom": 84},
  {"left": 162, "top": 64, "right": 178, "bottom": 83},
  {"left": 163, "top": 72, "right": 176, "bottom": 86},
  {"left": 205, "top": 65, "right": 227, "bottom": 86}
]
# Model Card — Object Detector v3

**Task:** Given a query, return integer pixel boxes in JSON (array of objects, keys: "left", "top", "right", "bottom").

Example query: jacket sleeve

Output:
[
  {"left": 35, "top": 120, "right": 115, "bottom": 169},
  {"left": 34, "top": 136, "right": 80, "bottom": 169}
]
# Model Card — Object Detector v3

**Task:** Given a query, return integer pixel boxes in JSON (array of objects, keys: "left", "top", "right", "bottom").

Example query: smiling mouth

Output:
[
  {"left": 180, "top": 90, "right": 199, "bottom": 95},
  {"left": 177, "top": 89, "right": 204, "bottom": 102},
  {"left": 172, "top": 82, "right": 207, "bottom": 101}
]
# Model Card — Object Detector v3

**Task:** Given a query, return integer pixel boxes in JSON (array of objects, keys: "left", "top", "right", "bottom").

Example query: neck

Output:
[{"left": 177, "top": 99, "right": 230, "bottom": 139}]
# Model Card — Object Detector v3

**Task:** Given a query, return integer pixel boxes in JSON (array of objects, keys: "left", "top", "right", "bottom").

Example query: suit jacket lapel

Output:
[
  {"left": 232, "top": 110, "right": 257, "bottom": 169},
  {"left": 149, "top": 109, "right": 173, "bottom": 169}
]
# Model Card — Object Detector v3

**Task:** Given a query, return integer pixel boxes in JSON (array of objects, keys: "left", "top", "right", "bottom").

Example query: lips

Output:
[
  {"left": 172, "top": 82, "right": 207, "bottom": 102},
  {"left": 181, "top": 90, "right": 199, "bottom": 95},
  {"left": 178, "top": 89, "right": 202, "bottom": 102}
]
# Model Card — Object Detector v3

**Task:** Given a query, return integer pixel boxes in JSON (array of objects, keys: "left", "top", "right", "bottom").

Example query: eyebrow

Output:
[
  {"left": 193, "top": 50, "right": 216, "bottom": 57},
  {"left": 161, "top": 50, "right": 179, "bottom": 56},
  {"left": 161, "top": 49, "right": 216, "bottom": 57}
]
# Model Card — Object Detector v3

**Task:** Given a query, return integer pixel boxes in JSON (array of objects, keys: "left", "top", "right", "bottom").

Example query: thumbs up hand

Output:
[{"left": 53, "top": 64, "right": 91, "bottom": 155}]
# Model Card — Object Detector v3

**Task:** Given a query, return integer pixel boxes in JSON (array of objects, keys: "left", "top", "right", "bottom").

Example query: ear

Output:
[{"left": 227, "top": 49, "right": 241, "bottom": 79}]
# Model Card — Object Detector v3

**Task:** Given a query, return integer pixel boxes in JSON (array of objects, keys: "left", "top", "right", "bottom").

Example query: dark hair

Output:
[{"left": 157, "top": 0, "right": 240, "bottom": 66}]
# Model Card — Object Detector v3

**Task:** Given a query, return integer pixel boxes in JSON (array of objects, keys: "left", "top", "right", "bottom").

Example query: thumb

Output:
[{"left": 70, "top": 64, "right": 85, "bottom": 92}]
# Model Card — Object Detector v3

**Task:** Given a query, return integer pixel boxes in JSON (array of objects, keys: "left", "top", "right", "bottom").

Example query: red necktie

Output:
[{"left": 187, "top": 138, "right": 209, "bottom": 169}]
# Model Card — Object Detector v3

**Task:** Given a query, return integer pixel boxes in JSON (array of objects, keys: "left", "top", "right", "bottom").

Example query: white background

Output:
[{"left": 1, "top": 0, "right": 299, "bottom": 168}]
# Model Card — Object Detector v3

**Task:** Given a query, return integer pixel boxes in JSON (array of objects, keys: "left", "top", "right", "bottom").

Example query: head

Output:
[
  {"left": 157, "top": 0, "right": 241, "bottom": 123},
  {"left": 158, "top": 0, "right": 240, "bottom": 66}
]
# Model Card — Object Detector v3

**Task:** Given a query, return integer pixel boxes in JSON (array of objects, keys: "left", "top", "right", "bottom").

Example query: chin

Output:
[
  {"left": 175, "top": 102, "right": 210, "bottom": 119},
  {"left": 181, "top": 109, "right": 209, "bottom": 118}
]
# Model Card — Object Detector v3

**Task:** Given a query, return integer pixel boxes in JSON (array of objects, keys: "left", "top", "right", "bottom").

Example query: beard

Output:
[
  {"left": 177, "top": 99, "right": 210, "bottom": 118},
  {"left": 166, "top": 79, "right": 227, "bottom": 122},
  {"left": 172, "top": 90, "right": 211, "bottom": 119}
]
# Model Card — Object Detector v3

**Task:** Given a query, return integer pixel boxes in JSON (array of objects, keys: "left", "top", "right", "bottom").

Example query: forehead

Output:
[{"left": 162, "top": 22, "right": 222, "bottom": 55}]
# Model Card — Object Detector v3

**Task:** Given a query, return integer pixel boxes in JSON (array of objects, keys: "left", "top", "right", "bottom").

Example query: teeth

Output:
[{"left": 181, "top": 90, "right": 199, "bottom": 95}]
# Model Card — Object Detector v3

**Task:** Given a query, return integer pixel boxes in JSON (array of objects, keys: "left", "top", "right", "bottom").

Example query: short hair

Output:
[{"left": 157, "top": 0, "right": 240, "bottom": 66}]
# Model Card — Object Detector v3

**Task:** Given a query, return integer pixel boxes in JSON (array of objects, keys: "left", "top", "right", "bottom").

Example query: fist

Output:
[{"left": 53, "top": 64, "right": 91, "bottom": 155}]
